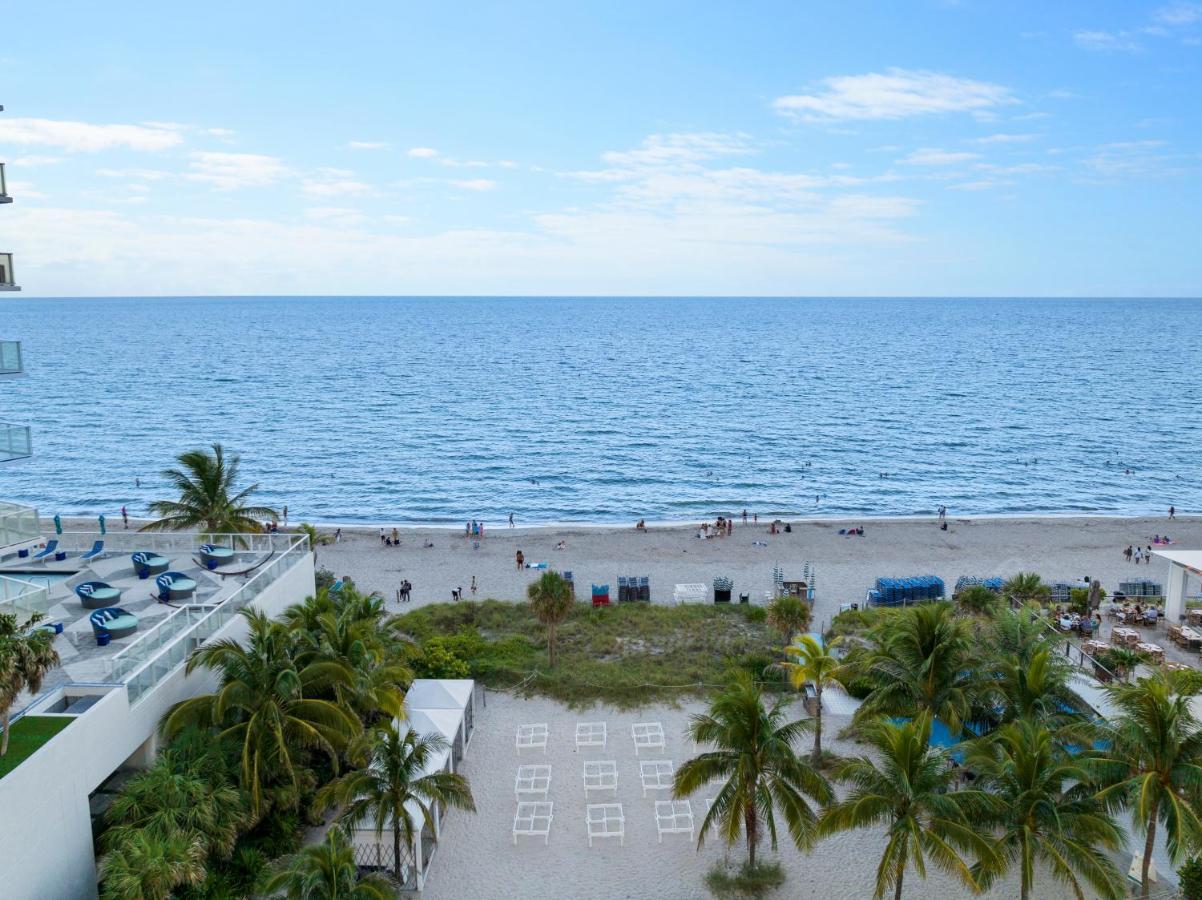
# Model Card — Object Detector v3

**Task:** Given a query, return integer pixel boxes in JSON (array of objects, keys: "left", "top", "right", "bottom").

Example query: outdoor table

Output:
[
  {"left": 1189, "top": 609, "right": 1202, "bottom": 626},
  {"left": 1137, "top": 642, "right": 1165, "bottom": 663},
  {"left": 1181, "top": 627, "right": 1202, "bottom": 649},
  {"left": 1112, "top": 627, "right": 1140, "bottom": 647}
]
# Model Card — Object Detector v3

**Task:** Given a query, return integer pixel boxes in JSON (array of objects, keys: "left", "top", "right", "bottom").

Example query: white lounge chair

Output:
[
  {"left": 513, "top": 802, "right": 553, "bottom": 845},
  {"left": 515, "top": 765, "right": 552, "bottom": 800},
  {"left": 654, "top": 800, "right": 695, "bottom": 843},
  {"left": 583, "top": 760, "right": 619, "bottom": 797},
  {"left": 639, "top": 759, "right": 675, "bottom": 797},
  {"left": 575, "top": 721, "right": 607, "bottom": 750},
  {"left": 585, "top": 803, "right": 625, "bottom": 847},
  {"left": 631, "top": 721, "right": 665, "bottom": 754},
  {"left": 516, "top": 723, "right": 549, "bottom": 754}
]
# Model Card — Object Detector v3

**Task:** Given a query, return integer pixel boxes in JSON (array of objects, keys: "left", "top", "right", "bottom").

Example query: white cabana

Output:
[
  {"left": 654, "top": 800, "right": 695, "bottom": 842},
  {"left": 639, "top": 759, "right": 675, "bottom": 797},
  {"left": 1153, "top": 549, "right": 1202, "bottom": 623},
  {"left": 575, "top": 721, "right": 607, "bottom": 749},
  {"left": 516, "top": 723, "right": 549, "bottom": 754},
  {"left": 406, "top": 678, "right": 476, "bottom": 756},
  {"left": 515, "top": 765, "right": 552, "bottom": 800},
  {"left": 631, "top": 721, "right": 665, "bottom": 754},
  {"left": 582, "top": 760, "right": 619, "bottom": 797},
  {"left": 585, "top": 803, "right": 625, "bottom": 846},
  {"left": 673, "top": 583, "right": 707, "bottom": 605},
  {"left": 513, "top": 802, "right": 554, "bottom": 845}
]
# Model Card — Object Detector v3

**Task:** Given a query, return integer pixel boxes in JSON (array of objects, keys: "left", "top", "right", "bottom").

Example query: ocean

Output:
[{"left": 0, "top": 296, "right": 1198, "bottom": 525}]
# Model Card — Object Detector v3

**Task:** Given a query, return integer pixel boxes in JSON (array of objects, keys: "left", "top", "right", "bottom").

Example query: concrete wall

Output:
[{"left": 0, "top": 552, "right": 315, "bottom": 900}]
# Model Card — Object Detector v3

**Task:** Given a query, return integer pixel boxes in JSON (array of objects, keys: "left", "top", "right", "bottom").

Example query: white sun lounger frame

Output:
[
  {"left": 586, "top": 803, "right": 625, "bottom": 847},
  {"left": 639, "top": 759, "right": 675, "bottom": 797},
  {"left": 631, "top": 721, "right": 665, "bottom": 754},
  {"left": 575, "top": 721, "right": 607, "bottom": 749},
  {"left": 654, "top": 800, "right": 695, "bottom": 842},
  {"left": 516, "top": 723, "right": 549, "bottom": 754},
  {"left": 513, "top": 801, "right": 554, "bottom": 845},
  {"left": 515, "top": 764, "right": 552, "bottom": 799},
  {"left": 582, "top": 759, "right": 619, "bottom": 796}
]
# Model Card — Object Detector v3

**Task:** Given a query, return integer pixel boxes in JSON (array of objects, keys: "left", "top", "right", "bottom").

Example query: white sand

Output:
[
  {"left": 313, "top": 515, "right": 1202, "bottom": 629},
  {"left": 423, "top": 691, "right": 1087, "bottom": 900}
]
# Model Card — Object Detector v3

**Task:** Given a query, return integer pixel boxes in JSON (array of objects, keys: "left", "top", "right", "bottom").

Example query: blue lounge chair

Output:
[
  {"left": 79, "top": 540, "right": 105, "bottom": 563},
  {"left": 32, "top": 539, "right": 59, "bottom": 562},
  {"left": 198, "top": 543, "right": 235, "bottom": 570},
  {"left": 75, "top": 580, "right": 123, "bottom": 610},
  {"left": 90, "top": 607, "right": 139, "bottom": 643},
  {"left": 155, "top": 571, "right": 197, "bottom": 602},
  {"left": 131, "top": 551, "right": 170, "bottom": 579}
]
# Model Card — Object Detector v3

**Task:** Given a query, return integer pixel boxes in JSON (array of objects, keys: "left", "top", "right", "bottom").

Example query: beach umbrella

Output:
[
  {"left": 98, "top": 514, "right": 107, "bottom": 535},
  {"left": 53, "top": 514, "right": 62, "bottom": 535}
]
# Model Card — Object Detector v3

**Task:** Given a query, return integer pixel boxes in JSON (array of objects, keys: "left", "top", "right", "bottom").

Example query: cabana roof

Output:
[{"left": 406, "top": 678, "right": 474, "bottom": 709}]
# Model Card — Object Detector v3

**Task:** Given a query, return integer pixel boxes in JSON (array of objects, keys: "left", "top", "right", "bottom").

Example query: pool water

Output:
[{"left": 2, "top": 571, "right": 78, "bottom": 590}]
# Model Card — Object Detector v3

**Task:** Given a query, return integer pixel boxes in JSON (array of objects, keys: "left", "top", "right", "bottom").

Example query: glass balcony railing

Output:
[
  {"left": 0, "top": 163, "right": 10, "bottom": 203},
  {"left": 0, "top": 340, "right": 23, "bottom": 376},
  {"left": 0, "top": 423, "right": 32, "bottom": 462},
  {"left": 0, "top": 501, "right": 40, "bottom": 548},
  {"left": 0, "top": 574, "right": 50, "bottom": 622},
  {"left": 0, "top": 252, "right": 17, "bottom": 290}
]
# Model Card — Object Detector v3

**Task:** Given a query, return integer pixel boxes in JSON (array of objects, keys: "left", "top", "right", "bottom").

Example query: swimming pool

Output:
[{"left": 1, "top": 570, "right": 78, "bottom": 590}]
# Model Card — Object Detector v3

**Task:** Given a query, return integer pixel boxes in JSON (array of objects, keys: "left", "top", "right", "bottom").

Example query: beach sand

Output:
[
  {"left": 309, "top": 515, "right": 1202, "bottom": 629},
  {"left": 422, "top": 691, "right": 1089, "bottom": 900}
]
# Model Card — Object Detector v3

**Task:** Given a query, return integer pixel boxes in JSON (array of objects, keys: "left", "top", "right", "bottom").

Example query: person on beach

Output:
[
  {"left": 283, "top": 505, "right": 288, "bottom": 525},
  {"left": 1134, "top": 547, "right": 1143, "bottom": 564},
  {"left": 516, "top": 549, "right": 524, "bottom": 570},
  {"left": 1124, "top": 545, "right": 1133, "bottom": 562},
  {"left": 555, "top": 540, "right": 566, "bottom": 550},
  {"left": 1146, "top": 545, "right": 1153, "bottom": 563},
  {"left": 1170, "top": 505, "right": 1176, "bottom": 519},
  {"left": 391, "top": 527, "right": 399, "bottom": 545},
  {"left": 334, "top": 528, "right": 342, "bottom": 543},
  {"left": 470, "top": 576, "right": 477, "bottom": 596},
  {"left": 509, "top": 513, "right": 514, "bottom": 528},
  {"left": 380, "top": 528, "right": 386, "bottom": 544},
  {"left": 121, "top": 505, "right": 128, "bottom": 528},
  {"left": 635, "top": 519, "right": 646, "bottom": 530},
  {"left": 742, "top": 509, "right": 747, "bottom": 523}
]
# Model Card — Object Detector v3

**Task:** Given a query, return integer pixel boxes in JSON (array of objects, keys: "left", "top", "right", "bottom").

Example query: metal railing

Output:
[
  {"left": 0, "top": 501, "right": 39, "bottom": 548},
  {"left": 0, "top": 573, "right": 50, "bottom": 620},
  {"left": 0, "top": 162, "right": 8, "bottom": 200},
  {"left": 0, "top": 340, "right": 21, "bottom": 376},
  {"left": 0, "top": 423, "right": 32, "bottom": 462},
  {"left": 0, "top": 252, "right": 16, "bottom": 289}
]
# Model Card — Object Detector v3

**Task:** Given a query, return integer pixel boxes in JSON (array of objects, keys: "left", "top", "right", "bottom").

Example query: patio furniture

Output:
[
  {"left": 1112, "top": 627, "right": 1140, "bottom": 648},
  {"left": 33, "top": 621, "right": 63, "bottom": 636},
  {"left": 198, "top": 543, "right": 236, "bottom": 570},
  {"left": 1181, "top": 626, "right": 1202, "bottom": 649},
  {"left": 513, "top": 802, "right": 553, "bottom": 845},
  {"left": 654, "top": 800, "right": 695, "bottom": 843},
  {"left": 585, "top": 803, "right": 625, "bottom": 847},
  {"left": 631, "top": 721, "right": 665, "bottom": 754},
  {"left": 591, "top": 584, "right": 610, "bottom": 608},
  {"left": 575, "top": 721, "right": 607, "bottom": 750},
  {"left": 639, "top": 760, "right": 675, "bottom": 797},
  {"left": 1188, "top": 609, "right": 1202, "bottom": 626},
  {"left": 74, "top": 580, "right": 123, "bottom": 610},
  {"left": 713, "top": 576, "right": 732, "bottom": 604},
  {"left": 674, "top": 583, "right": 706, "bottom": 605},
  {"left": 516, "top": 723, "right": 549, "bottom": 754},
  {"left": 89, "top": 607, "right": 139, "bottom": 642},
  {"left": 155, "top": 571, "right": 198, "bottom": 602},
  {"left": 131, "top": 551, "right": 169, "bottom": 579},
  {"left": 583, "top": 760, "right": 619, "bottom": 797},
  {"left": 514, "top": 765, "right": 552, "bottom": 800},
  {"left": 1137, "top": 642, "right": 1165, "bottom": 664},
  {"left": 79, "top": 540, "right": 106, "bottom": 563},
  {"left": 32, "top": 540, "right": 58, "bottom": 563}
]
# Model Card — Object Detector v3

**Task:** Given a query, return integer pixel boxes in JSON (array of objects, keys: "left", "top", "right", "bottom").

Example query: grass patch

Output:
[
  {"left": 704, "top": 860, "right": 787, "bottom": 899},
  {"left": 0, "top": 715, "right": 72, "bottom": 780},
  {"left": 393, "top": 599, "right": 784, "bottom": 708}
]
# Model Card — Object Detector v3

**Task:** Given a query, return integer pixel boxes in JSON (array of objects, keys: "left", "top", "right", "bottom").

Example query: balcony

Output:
[
  {"left": 0, "top": 501, "right": 40, "bottom": 548},
  {"left": 0, "top": 252, "right": 17, "bottom": 291},
  {"left": 0, "top": 340, "right": 23, "bottom": 377},
  {"left": 0, "top": 423, "right": 31, "bottom": 463},
  {"left": 0, "top": 163, "right": 10, "bottom": 204}
]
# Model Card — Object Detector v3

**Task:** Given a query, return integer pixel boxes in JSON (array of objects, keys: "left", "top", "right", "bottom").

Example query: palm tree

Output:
[
  {"left": 296, "top": 522, "right": 332, "bottom": 559},
  {"left": 956, "top": 585, "right": 1001, "bottom": 619},
  {"left": 988, "top": 648, "right": 1089, "bottom": 730},
  {"left": 0, "top": 611, "right": 60, "bottom": 756},
  {"left": 817, "top": 713, "right": 997, "bottom": 900},
  {"left": 1092, "top": 669, "right": 1202, "bottom": 898},
  {"left": 854, "top": 602, "right": 980, "bottom": 735},
  {"left": 969, "top": 720, "right": 1125, "bottom": 900},
  {"left": 260, "top": 828, "right": 394, "bottom": 899},
  {"left": 765, "top": 594, "right": 811, "bottom": 642},
  {"left": 99, "top": 830, "right": 206, "bottom": 900},
  {"left": 776, "top": 634, "right": 841, "bottom": 764},
  {"left": 673, "top": 671, "right": 831, "bottom": 868},
  {"left": 161, "top": 608, "right": 361, "bottom": 817},
  {"left": 526, "top": 570, "right": 574, "bottom": 667},
  {"left": 1004, "top": 572, "right": 1051, "bottom": 608},
  {"left": 141, "top": 443, "right": 278, "bottom": 535},
  {"left": 989, "top": 606, "right": 1058, "bottom": 668},
  {"left": 317, "top": 725, "right": 475, "bottom": 885},
  {"left": 101, "top": 755, "right": 247, "bottom": 860}
]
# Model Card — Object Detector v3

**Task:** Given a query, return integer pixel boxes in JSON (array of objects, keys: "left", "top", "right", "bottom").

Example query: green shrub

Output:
[
  {"left": 704, "top": 860, "right": 786, "bottom": 898},
  {"left": 413, "top": 637, "right": 471, "bottom": 679},
  {"left": 741, "top": 606, "right": 767, "bottom": 624},
  {"left": 314, "top": 567, "right": 335, "bottom": 592},
  {"left": 1180, "top": 856, "right": 1202, "bottom": 900}
]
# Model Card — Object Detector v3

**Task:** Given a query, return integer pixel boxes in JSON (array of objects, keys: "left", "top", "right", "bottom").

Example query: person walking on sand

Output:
[
  {"left": 742, "top": 509, "right": 747, "bottom": 523},
  {"left": 121, "top": 505, "right": 129, "bottom": 529},
  {"left": 391, "top": 527, "right": 399, "bottom": 545},
  {"left": 471, "top": 575, "right": 477, "bottom": 596},
  {"left": 1170, "top": 505, "right": 1176, "bottom": 519},
  {"left": 335, "top": 528, "right": 342, "bottom": 543},
  {"left": 1134, "top": 546, "right": 1143, "bottom": 564},
  {"left": 1146, "top": 545, "right": 1153, "bottom": 563},
  {"left": 509, "top": 512, "right": 514, "bottom": 528},
  {"left": 516, "top": 549, "right": 524, "bottom": 570},
  {"left": 283, "top": 505, "right": 288, "bottom": 526},
  {"left": 1124, "top": 545, "right": 1133, "bottom": 562}
]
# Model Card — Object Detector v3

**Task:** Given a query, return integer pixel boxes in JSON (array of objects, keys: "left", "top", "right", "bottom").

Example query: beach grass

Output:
[
  {"left": 703, "top": 860, "right": 787, "bottom": 898},
  {"left": 0, "top": 716, "right": 72, "bottom": 780},
  {"left": 394, "top": 599, "right": 784, "bottom": 708}
]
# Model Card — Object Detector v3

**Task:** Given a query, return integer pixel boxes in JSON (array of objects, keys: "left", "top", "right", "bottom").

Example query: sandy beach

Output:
[{"left": 301, "top": 515, "right": 1202, "bottom": 629}]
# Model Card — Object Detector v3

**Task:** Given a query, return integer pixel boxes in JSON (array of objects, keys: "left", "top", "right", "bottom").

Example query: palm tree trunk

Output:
[
  {"left": 1142, "top": 808, "right": 1158, "bottom": 900},
  {"left": 1, "top": 709, "right": 9, "bottom": 756},
  {"left": 813, "top": 686, "right": 823, "bottom": 764},
  {"left": 393, "top": 821, "right": 403, "bottom": 885},
  {"left": 745, "top": 803, "right": 757, "bottom": 868},
  {"left": 893, "top": 870, "right": 904, "bottom": 900},
  {"left": 548, "top": 622, "right": 556, "bottom": 667}
]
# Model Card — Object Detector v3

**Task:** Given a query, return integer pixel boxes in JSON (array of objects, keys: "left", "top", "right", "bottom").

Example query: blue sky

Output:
[{"left": 1, "top": 0, "right": 1200, "bottom": 296}]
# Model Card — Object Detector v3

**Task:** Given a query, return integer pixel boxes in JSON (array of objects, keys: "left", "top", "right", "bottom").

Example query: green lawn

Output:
[
  {"left": 395, "top": 599, "right": 786, "bottom": 708},
  {"left": 0, "top": 715, "right": 72, "bottom": 780}
]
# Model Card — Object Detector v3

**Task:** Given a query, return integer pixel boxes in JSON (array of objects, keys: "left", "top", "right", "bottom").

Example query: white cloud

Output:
[
  {"left": 449, "top": 178, "right": 496, "bottom": 191},
  {"left": 0, "top": 117, "right": 183, "bottom": 152},
  {"left": 96, "top": 167, "right": 173, "bottom": 181},
  {"left": 348, "top": 141, "right": 389, "bottom": 150},
  {"left": 1073, "top": 30, "right": 1142, "bottom": 51},
  {"left": 204, "top": 127, "right": 236, "bottom": 139},
  {"left": 1154, "top": 3, "right": 1202, "bottom": 26},
  {"left": 304, "top": 206, "right": 368, "bottom": 227},
  {"left": 1082, "top": 140, "right": 1174, "bottom": 177},
  {"left": 899, "top": 148, "right": 980, "bottom": 166},
  {"left": 773, "top": 69, "right": 1014, "bottom": 122},
  {"left": 407, "top": 147, "right": 439, "bottom": 158},
  {"left": 8, "top": 155, "right": 63, "bottom": 166},
  {"left": 600, "top": 132, "right": 753, "bottom": 167},
  {"left": 185, "top": 152, "right": 289, "bottom": 189},
  {"left": 949, "top": 180, "right": 1010, "bottom": 191},
  {"left": 302, "top": 175, "right": 372, "bottom": 197},
  {"left": 971, "top": 133, "right": 1038, "bottom": 145}
]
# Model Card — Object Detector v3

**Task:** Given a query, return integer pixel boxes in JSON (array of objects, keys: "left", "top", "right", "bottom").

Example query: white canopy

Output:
[{"left": 406, "top": 678, "right": 474, "bottom": 709}]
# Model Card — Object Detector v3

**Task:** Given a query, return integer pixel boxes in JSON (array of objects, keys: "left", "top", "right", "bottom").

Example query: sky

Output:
[{"left": 1, "top": 0, "right": 1200, "bottom": 297}]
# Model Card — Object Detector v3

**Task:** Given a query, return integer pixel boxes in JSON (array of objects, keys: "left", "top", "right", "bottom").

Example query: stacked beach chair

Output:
[
  {"left": 618, "top": 576, "right": 650, "bottom": 603},
  {"left": 868, "top": 575, "right": 945, "bottom": 607},
  {"left": 1118, "top": 579, "right": 1163, "bottom": 600},
  {"left": 712, "top": 576, "right": 732, "bottom": 604},
  {"left": 953, "top": 576, "right": 1004, "bottom": 596}
]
